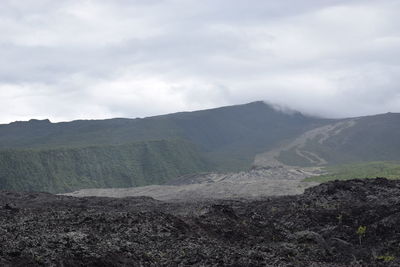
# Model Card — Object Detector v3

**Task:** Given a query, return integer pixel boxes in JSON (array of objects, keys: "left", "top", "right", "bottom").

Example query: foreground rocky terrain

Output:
[{"left": 1, "top": 178, "right": 400, "bottom": 266}]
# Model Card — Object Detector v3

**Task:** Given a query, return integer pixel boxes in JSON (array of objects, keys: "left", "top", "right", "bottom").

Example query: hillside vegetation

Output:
[
  {"left": 0, "top": 139, "right": 211, "bottom": 193},
  {"left": 2, "top": 101, "right": 400, "bottom": 193},
  {"left": 275, "top": 113, "right": 400, "bottom": 167},
  {"left": 0, "top": 102, "right": 328, "bottom": 171},
  {"left": 304, "top": 161, "right": 400, "bottom": 183}
]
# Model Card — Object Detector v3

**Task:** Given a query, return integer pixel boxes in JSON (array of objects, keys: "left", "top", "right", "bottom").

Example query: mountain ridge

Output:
[
  {"left": 0, "top": 101, "right": 328, "bottom": 170},
  {"left": 1, "top": 101, "right": 400, "bottom": 194}
]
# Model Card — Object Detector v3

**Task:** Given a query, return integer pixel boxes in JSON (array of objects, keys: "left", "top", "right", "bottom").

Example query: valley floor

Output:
[
  {"left": 64, "top": 167, "right": 321, "bottom": 200},
  {"left": 1, "top": 178, "right": 399, "bottom": 266}
]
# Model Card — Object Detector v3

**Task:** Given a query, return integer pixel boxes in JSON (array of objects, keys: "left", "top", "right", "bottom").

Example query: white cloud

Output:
[{"left": 0, "top": 0, "right": 399, "bottom": 123}]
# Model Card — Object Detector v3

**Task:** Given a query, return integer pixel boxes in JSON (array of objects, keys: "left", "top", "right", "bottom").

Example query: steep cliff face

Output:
[
  {"left": 0, "top": 102, "right": 328, "bottom": 172},
  {"left": 1, "top": 102, "right": 400, "bottom": 194},
  {"left": 0, "top": 139, "right": 211, "bottom": 193}
]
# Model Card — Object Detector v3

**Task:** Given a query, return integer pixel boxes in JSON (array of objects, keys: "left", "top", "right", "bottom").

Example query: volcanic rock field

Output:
[{"left": 1, "top": 178, "right": 399, "bottom": 266}]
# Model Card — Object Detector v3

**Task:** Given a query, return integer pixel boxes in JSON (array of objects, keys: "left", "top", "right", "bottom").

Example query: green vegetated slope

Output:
[
  {"left": 0, "top": 139, "right": 212, "bottom": 193},
  {"left": 0, "top": 101, "right": 330, "bottom": 193},
  {"left": 169, "top": 102, "right": 328, "bottom": 170},
  {"left": 2, "top": 101, "right": 400, "bottom": 193},
  {"left": 0, "top": 102, "right": 328, "bottom": 172},
  {"left": 304, "top": 161, "right": 400, "bottom": 183},
  {"left": 277, "top": 113, "right": 400, "bottom": 167}
]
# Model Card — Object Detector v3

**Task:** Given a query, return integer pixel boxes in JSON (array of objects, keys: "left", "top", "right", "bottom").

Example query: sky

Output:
[{"left": 0, "top": 0, "right": 400, "bottom": 123}]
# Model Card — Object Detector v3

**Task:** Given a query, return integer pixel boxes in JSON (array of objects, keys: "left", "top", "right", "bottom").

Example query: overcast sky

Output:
[{"left": 0, "top": 0, "right": 399, "bottom": 123}]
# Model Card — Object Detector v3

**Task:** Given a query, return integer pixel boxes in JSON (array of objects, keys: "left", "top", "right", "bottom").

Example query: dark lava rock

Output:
[{"left": 1, "top": 178, "right": 400, "bottom": 266}]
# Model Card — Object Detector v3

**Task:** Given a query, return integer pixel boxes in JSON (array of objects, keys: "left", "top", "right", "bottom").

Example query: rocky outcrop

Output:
[{"left": 1, "top": 178, "right": 399, "bottom": 266}]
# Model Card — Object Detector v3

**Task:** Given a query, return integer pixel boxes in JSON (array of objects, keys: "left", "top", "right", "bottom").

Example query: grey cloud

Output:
[{"left": 0, "top": 0, "right": 399, "bottom": 123}]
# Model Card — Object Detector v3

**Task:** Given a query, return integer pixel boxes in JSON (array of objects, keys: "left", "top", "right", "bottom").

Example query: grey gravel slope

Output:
[{"left": 64, "top": 167, "right": 321, "bottom": 200}]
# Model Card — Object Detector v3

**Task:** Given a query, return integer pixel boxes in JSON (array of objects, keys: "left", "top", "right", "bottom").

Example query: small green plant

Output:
[
  {"left": 356, "top": 226, "right": 367, "bottom": 245},
  {"left": 377, "top": 254, "right": 395, "bottom": 262},
  {"left": 337, "top": 214, "right": 343, "bottom": 224}
]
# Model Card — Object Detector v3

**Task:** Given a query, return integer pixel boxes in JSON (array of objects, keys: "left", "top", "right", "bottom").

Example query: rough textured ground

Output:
[
  {"left": 254, "top": 119, "right": 357, "bottom": 168},
  {"left": 1, "top": 178, "right": 400, "bottom": 266},
  {"left": 64, "top": 167, "right": 321, "bottom": 200}
]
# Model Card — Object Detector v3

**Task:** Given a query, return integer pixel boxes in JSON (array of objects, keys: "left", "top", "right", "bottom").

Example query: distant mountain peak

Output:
[
  {"left": 9, "top": 119, "right": 51, "bottom": 125},
  {"left": 29, "top": 119, "right": 51, "bottom": 123}
]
